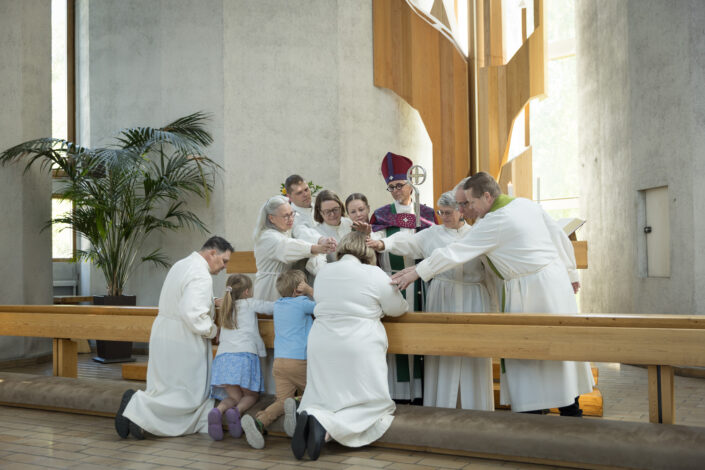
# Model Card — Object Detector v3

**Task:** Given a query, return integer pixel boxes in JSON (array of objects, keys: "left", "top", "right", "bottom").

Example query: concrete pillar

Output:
[{"left": 0, "top": 0, "right": 53, "bottom": 360}]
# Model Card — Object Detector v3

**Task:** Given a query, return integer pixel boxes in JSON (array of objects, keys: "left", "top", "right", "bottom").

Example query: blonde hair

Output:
[
  {"left": 218, "top": 274, "right": 253, "bottom": 330},
  {"left": 276, "top": 270, "right": 307, "bottom": 298},
  {"left": 336, "top": 231, "right": 375, "bottom": 265}
]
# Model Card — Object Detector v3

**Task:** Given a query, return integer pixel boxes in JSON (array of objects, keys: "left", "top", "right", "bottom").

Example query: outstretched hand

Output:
[
  {"left": 391, "top": 266, "right": 419, "bottom": 291},
  {"left": 572, "top": 282, "right": 580, "bottom": 294},
  {"left": 317, "top": 236, "right": 337, "bottom": 253},
  {"left": 353, "top": 221, "right": 372, "bottom": 234}
]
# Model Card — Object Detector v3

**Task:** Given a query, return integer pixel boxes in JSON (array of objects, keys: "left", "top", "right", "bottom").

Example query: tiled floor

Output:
[{"left": 1, "top": 357, "right": 704, "bottom": 469}]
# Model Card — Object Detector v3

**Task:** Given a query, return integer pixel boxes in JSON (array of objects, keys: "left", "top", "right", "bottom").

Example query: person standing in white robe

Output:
[
  {"left": 254, "top": 196, "right": 332, "bottom": 393},
  {"left": 368, "top": 191, "right": 494, "bottom": 411},
  {"left": 253, "top": 196, "right": 332, "bottom": 302},
  {"left": 313, "top": 190, "right": 353, "bottom": 262},
  {"left": 291, "top": 232, "right": 409, "bottom": 461},
  {"left": 391, "top": 172, "right": 594, "bottom": 414},
  {"left": 115, "top": 236, "right": 233, "bottom": 438},
  {"left": 369, "top": 152, "right": 438, "bottom": 404}
]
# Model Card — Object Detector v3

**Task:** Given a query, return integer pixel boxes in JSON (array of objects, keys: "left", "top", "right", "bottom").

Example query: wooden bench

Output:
[{"left": 2, "top": 305, "right": 704, "bottom": 424}]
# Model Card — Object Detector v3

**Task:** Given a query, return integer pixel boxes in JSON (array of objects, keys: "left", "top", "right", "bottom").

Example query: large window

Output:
[{"left": 51, "top": 0, "right": 75, "bottom": 262}]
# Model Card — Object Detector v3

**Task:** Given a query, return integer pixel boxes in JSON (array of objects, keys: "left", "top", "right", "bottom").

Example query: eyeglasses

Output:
[
  {"left": 456, "top": 201, "right": 469, "bottom": 208},
  {"left": 436, "top": 210, "right": 457, "bottom": 217},
  {"left": 386, "top": 183, "right": 407, "bottom": 192},
  {"left": 321, "top": 207, "right": 341, "bottom": 216},
  {"left": 278, "top": 212, "right": 297, "bottom": 221}
]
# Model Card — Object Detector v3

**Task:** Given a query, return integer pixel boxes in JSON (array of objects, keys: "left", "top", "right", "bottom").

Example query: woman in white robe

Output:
[
  {"left": 369, "top": 191, "right": 494, "bottom": 411},
  {"left": 253, "top": 196, "right": 331, "bottom": 393},
  {"left": 393, "top": 177, "right": 594, "bottom": 413},
  {"left": 292, "top": 232, "right": 409, "bottom": 461},
  {"left": 313, "top": 189, "right": 353, "bottom": 262},
  {"left": 253, "top": 196, "right": 331, "bottom": 302}
]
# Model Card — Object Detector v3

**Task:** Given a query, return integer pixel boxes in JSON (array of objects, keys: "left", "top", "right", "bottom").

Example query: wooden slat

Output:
[
  {"left": 0, "top": 305, "right": 157, "bottom": 316},
  {"left": 572, "top": 240, "right": 588, "bottom": 269},
  {"left": 52, "top": 338, "right": 77, "bottom": 378},
  {"left": 373, "top": 0, "right": 470, "bottom": 203},
  {"left": 53, "top": 296, "right": 93, "bottom": 304},
  {"left": 648, "top": 365, "right": 675, "bottom": 424},
  {"left": 381, "top": 323, "right": 705, "bottom": 366},
  {"left": 227, "top": 251, "right": 257, "bottom": 274},
  {"left": 0, "top": 313, "right": 154, "bottom": 342}
]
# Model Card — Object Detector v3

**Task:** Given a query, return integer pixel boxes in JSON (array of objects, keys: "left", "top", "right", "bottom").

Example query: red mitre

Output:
[{"left": 380, "top": 152, "right": 413, "bottom": 183}]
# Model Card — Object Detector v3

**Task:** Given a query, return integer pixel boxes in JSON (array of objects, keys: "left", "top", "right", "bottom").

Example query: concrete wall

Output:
[
  {"left": 0, "top": 0, "right": 53, "bottom": 360},
  {"left": 79, "top": 0, "right": 431, "bottom": 304},
  {"left": 577, "top": 0, "right": 705, "bottom": 315}
]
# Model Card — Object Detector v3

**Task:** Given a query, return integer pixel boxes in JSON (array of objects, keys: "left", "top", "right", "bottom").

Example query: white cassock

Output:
[
  {"left": 123, "top": 252, "right": 217, "bottom": 436},
  {"left": 254, "top": 227, "right": 316, "bottom": 393},
  {"left": 299, "top": 254, "right": 409, "bottom": 447},
  {"left": 415, "top": 197, "right": 594, "bottom": 412},
  {"left": 291, "top": 202, "right": 320, "bottom": 243},
  {"left": 315, "top": 217, "right": 353, "bottom": 262},
  {"left": 383, "top": 223, "right": 494, "bottom": 411},
  {"left": 376, "top": 201, "right": 424, "bottom": 402}
]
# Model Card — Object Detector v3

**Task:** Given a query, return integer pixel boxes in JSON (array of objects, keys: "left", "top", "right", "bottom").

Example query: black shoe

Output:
[
  {"left": 306, "top": 415, "right": 326, "bottom": 461},
  {"left": 559, "top": 397, "right": 584, "bottom": 417},
  {"left": 129, "top": 420, "right": 145, "bottom": 440},
  {"left": 115, "top": 389, "right": 135, "bottom": 438},
  {"left": 291, "top": 411, "right": 309, "bottom": 460}
]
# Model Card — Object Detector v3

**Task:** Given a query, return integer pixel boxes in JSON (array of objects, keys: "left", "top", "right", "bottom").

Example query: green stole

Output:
[
  {"left": 387, "top": 204, "right": 424, "bottom": 382},
  {"left": 483, "top": 194, "right": 514, "bottom": 373}
]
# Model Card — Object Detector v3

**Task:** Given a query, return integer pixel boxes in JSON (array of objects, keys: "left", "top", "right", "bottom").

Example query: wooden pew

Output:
[{"left": 2, "top": 305, "right": 704, "bottom": 424}]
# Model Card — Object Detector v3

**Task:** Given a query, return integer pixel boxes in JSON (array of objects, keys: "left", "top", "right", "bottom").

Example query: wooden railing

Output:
[{"left": 1, "top": 305, "right": 704, "bottom": 424}]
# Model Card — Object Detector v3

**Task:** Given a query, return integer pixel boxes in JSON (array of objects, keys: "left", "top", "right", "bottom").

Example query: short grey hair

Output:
[{"left": 437, "top": 191, "right": 457, "bottom": 209}]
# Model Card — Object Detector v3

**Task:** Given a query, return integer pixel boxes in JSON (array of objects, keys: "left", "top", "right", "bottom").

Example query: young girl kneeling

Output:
[{"left": 208, "top": 274, "right": 273, "bottom": 441}]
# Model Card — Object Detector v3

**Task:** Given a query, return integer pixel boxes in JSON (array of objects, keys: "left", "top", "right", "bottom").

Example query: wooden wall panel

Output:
[
  {"left": 476, "top": 0, "right": 546, "bottom": 183},
  {"left": 373, "top": 0, "right": 470, "bottom": 202}
]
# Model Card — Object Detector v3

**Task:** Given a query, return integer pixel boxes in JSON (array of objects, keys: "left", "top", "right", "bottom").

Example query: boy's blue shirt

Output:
[{"left": 273, "top": 295, "right": 315, "bottom": 360}]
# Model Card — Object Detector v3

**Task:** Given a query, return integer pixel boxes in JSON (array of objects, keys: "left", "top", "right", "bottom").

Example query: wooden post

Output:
[
  {"left": 648, "top": 365, "right": 675, "bottom": 424},
  {"left": 52, "top": 338, "right": 78, "bottom": 378}
]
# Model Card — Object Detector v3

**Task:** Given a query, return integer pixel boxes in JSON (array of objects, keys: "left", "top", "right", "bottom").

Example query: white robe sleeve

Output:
[
  {"left": 541, "top": 209, "right": 579, "bottom": 283},
  {"left": 382, "top": 231, "right": 426, "bottom": 260},
  {"left": 293, "top": 222, "right": 322, "bottom": 243},
  {"left": 373, "top": 269, "right": 409, "bottom": 317},
  {"left": 262, "top": 230, "right": 315, "bottom": 263},
  {"left": 180, "top": 274, "right": 217, "bottom": 338},
  {"left": 415, "top": 219, "right": 499, "bottom": 282}
]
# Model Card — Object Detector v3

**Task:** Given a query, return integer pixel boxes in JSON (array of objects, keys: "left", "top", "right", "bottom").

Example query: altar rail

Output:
[{"left": 1, "top": 305, "right": 704, "bottom": 424}]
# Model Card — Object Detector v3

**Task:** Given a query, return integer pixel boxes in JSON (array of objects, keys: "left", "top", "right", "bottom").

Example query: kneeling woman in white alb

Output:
[{"left": 290, "top": 231, "right": 409, "bottom": 461}]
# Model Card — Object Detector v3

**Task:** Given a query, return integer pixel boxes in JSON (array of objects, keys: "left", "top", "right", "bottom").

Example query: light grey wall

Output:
[
  {"left": 78, "top": 0, "right": 432, "bottom": 304},
  {"left": 77, "top": 0, "right": 227, "bottom": 304},
  {"left": 577, "top": 0, "right": 705, "bottom": 315},
  {"left": 0, "top": 0, "right": 53, "bottom": 360},
  {"left": 223, "top": 0, "right": 432, "bottom": 254}
]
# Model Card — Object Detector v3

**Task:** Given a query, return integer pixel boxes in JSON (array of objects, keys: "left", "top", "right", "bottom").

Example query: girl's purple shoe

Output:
[
  {"left": 207, "top": 408, "right": 224, "bottom": 441},
  {"left": 225, "top": 408, "right": 242, "bottom": 438}
]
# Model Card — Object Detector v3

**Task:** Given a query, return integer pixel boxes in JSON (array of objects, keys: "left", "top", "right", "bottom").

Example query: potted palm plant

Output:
[{"left": 0, "top": 112, "right": 220, "bottom": 362}]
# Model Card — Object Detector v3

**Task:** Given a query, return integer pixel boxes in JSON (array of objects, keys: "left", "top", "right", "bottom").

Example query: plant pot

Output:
[{"left": 92, "top": 295, "right": 137, "bottom": 364}]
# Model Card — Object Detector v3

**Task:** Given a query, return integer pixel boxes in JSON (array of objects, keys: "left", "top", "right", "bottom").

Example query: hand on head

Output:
[
  {"left": 294, "top": 281, "right": 313, "bottom": 297},
  {"left": 365, "top": 238, "right": 384, "bottom": 252},
  {"left": 352, "top": 220, "right": 372, "bottom": 234}
]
